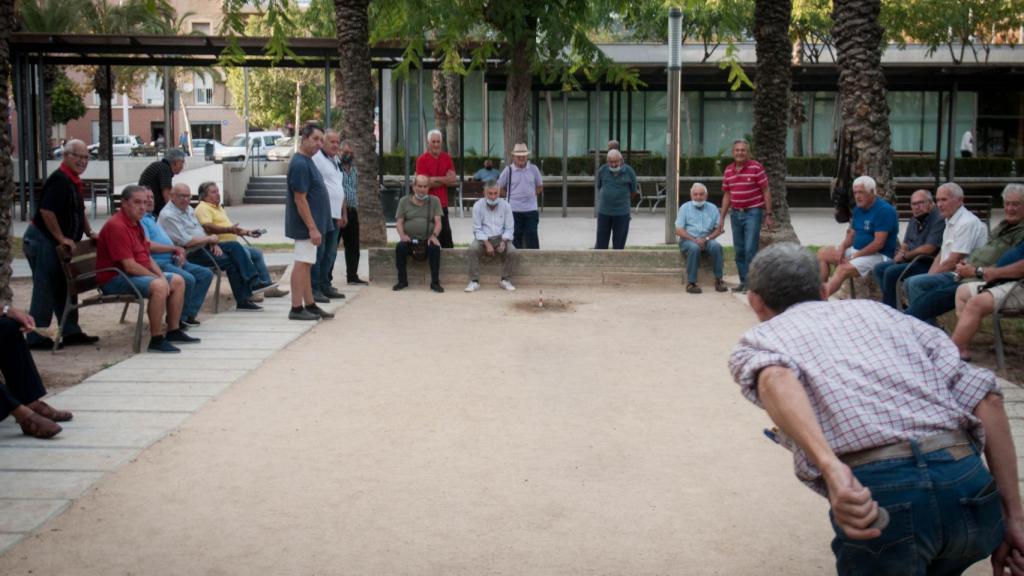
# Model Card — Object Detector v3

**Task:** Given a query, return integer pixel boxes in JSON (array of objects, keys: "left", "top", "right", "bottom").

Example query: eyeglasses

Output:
[{"left": 66, "top": 152, "right": 89, "bottom": 160}]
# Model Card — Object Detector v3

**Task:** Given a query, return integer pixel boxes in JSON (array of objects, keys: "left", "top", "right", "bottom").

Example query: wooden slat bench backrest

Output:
[
  {"left": 461, "top": 180, "right": 486, "bottom": 205},
  {"left": 894, "top": 194, "right": 993, "bottom": 228},
  {"left": 58, "top": 239, "right": 101, "bottom": 296}
]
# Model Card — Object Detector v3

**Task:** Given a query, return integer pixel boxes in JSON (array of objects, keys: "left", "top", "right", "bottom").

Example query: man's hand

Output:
[
  {"left": 821, "top": 461, "right": 882, "bottom": 540},
  {"left": 427, "top": 235, "right": 440, "bottom": 247},
  {"left": 206, "top": 234, "right": 220, "bottom": 245},
  {"left": 340, "top": 214, "right": 348, "bottom": 228},
  {"left": 894, "top": 248, "right": 906, "bottom": 263},
  {"left": 497, "top": 241, "right": 506, "bottom": 254},
  {"left": 8, "top": 307, "right": 36, "bottom": 333},
  {"left": 86, "top": 230, "right": 98, "bottom": 241},
  {"left": 991, "top": 516, "right": 1024, "bottom": 575},
  {"left": 309, "top": 229, "right": 322, "bottom": 247},
  {"left": 399, "top": 233, "right": 412, "bottom": 243},
  {"left": 173, "top": 247, "right": 186, "bottom": 266},
  {"left": 211, "top": 244, "right": 224, "bottom": 258},
  {"left": 696, "top": 237, "right": 707, "bottom": 250},
  {"left": 955, "top": 261, "right": 974, "bottom": 279},
  {"left": 763, "top": 213, "right": 775, "bottom": 230},
  {"left": 484, "top": 241, "right": 495, "bottom": 256},
  {"left": 60, "top": 238, "right": 77, "bottom": 254}
]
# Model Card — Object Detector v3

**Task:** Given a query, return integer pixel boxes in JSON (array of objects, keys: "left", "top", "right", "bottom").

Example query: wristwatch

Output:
[
  {"left": 975, "top": 266, "right": 984, "bottom": 279},
  {"left": 2, "top": 304, "right": 9, "bottom": 317}
]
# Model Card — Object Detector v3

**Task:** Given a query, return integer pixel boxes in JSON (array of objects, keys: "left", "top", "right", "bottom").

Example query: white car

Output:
[
  {"left": 213, "top": 131, "right": 285, "bottom": 163},
  {"left": 266, "top": 137, "right": 296, "bottom": 161},
  {"left": 87, "top": 134, "right": 143, "bottom": 157}
]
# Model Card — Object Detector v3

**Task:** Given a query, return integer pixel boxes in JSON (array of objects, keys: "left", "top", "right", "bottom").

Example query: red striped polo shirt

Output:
[{"left": 722, "top": 160, "right": 768, "bottom": 210}]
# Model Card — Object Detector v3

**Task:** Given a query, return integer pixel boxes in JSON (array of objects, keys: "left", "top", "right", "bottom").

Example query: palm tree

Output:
[
  {"left": 833, "top": 0, "right": 894, "bottom": 200},
  {"left": 0, "top": 0, "right": 14, "bottom": 300},
  {"left": 753, "top": 0, "right": 799, "bottom": 244}
]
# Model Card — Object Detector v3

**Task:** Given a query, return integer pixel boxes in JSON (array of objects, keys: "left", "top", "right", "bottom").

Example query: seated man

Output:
[
  {"left": 193, "top": 181, "right": 287, "bottom": 299},
  {"left": 393, "top": 174, "right": 443, "bottom": 293},
  {"left": 906, "top": 184, "right": 1024, "bottom": 324},
  {"left": 872, "top": 189, "right": 944, "bottom": 309},
  {"left": 471, "top": 159, "right": 499, "bottom": 182},
  {"left": 0, "top": 304, "right": 73, "bottom": 438},
  {"left": 159, "top": 183, "right": 274, "bottom": 311},
  {"left": 729, "top": 242, "right": 1023, "bottom": 574},
  {"left": 675, "top": 182, "right": 727, "bottom": 294},
  {"left": 97, "top": 185, "right": 199, "bottom": 353},
  {"left": 140, "top": 187, "right": 213, "bottom": 327},
  {"left": 952, "top": 240, "right": 1024, "bottom": 360},
  {"left": 465, "top": 182, "right": 518, "bottom": 293},
  {"left": 816, "top": 175, "right": 899, "bottom": 297}
]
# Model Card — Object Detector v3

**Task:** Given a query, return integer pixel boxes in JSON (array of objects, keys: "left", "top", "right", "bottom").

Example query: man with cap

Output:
[{"left": 496, "top": 143, "right": 544, "bottom": 249}]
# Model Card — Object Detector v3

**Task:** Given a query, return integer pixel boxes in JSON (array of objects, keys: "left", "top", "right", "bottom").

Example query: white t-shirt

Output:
[
  {"left": 312, "top": 149, "right": 346, "bottom": 219},
  {"left": 960, "top": 131, "right": 974, "bottom": 154}
]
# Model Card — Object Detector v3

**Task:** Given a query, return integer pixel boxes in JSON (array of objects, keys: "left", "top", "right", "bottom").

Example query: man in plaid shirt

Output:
[{"left": 730, "top": 243, "right": 1024, "bottom": 575}]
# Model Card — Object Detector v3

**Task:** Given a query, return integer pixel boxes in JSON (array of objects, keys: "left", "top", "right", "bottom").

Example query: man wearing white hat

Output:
[{"left": 496, "top": 143, "right": 544, "bottom": 249}]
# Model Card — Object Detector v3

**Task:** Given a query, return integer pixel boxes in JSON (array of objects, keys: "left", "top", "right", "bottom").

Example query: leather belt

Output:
[
  {"left": 839, "top": 431, "right": 974, "bottom": 468},
  {"left": 732, "top": 206, "right": 763, "bottom": 213}
]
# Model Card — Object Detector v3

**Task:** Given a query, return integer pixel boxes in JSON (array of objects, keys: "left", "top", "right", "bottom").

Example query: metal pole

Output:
[
  {"left": 417, "top": 68, "right": 424, "bottom": 150},
  {"left": 378, "top": 67, "right": 385, "bottom": 190},
  {"left": 562, "top": 91, "right": 568, "bottom": 218},
  {"left": 25, "top": 59, "right": 37, "bottom": 220},
  {"left": 594, "top": 84, "right": 601, "bottom": 218},
  {"left": 14, "top": 55, "right": 27, "bottom": 220},
  {"left": 482, "top": 77, "right": 489, "bottom": 156},
  {"left": 947, "top": 82, "right": 958, "bottom": 182},
  {"left": 459, "top": 73, "right": 465, "bottom": 184},
  {"left": 324, "top": 58, "right": 331, "bottom": 129},
  {"left": 244, "top": 67, "right": 251, "bottom": 176},
  {"left": 105, "top": 65, "right": 114, "bottom": 199},
  {"left": 666, "top": 7, "right": 683, "bottom": 244},
  {"left": 404, "top": 75, "right": 411, "bottom": 195},
  {"left": 935, "top": 90, "right": 944, "bottom": 190},
  {"left": 37, "top": 55, "right": 48, "bottom": 175},
  {"left": 163, "top": 66, "right": 171, "bottom": 151}
]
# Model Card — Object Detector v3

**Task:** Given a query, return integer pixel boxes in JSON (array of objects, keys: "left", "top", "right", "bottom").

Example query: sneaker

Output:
[
  {"left": 148, "top": 337, "right": 181, "bottom": 353},
  {"left": 249, "top": 293, "right": 265, "bottom": 303},
  {"left": 264, "top": 286, "right": 290, "bottom": 298},
  {"left": 465, "top": 280, "right": 480, "bottom": 293},
  {"left": 62, "top": 332, "right": 100, "bottom": 346},
  {"left": 181, "top": 316, "right": 201, "bottom": 327},
  {"left": 305, "top": 305, "right": 335, "bottom": 319},
  {"left": 715, "top": 279, "right": 729, "bottom": 293},
  {"left": 250, "top": 281, "right": 277, "bottom": 294},
  {"left": 165, "top": 329, "right": 201, "bottom": 344},
  {"left": 686, "top": 283, "right": 703, "bottom": 294},
  {"left": 733, "top": 283, "right": 748, "bottom": 294},
  {"left": 499, "top": 278, "right": 516, "bottom": 291},
  {"left": 236, "top": 301, "right": 263, "bottom": 311},
  {"left": 430, "top": 282, "right": 445, "bottom": 293},
  {"left": 392, "top": 281, "right": 408, "bottom": 291},
  {"left": 322, "top": 286, "right": 346, "bottom": 299},
  {"left": 288, "top": 307, "right": 320, "bottom": 321},
  {"left": 312, "top": 291, "right": 330, "bottom": 304},
  {"left": 348, "top": 278, "right": 369, "bottom": 285}
]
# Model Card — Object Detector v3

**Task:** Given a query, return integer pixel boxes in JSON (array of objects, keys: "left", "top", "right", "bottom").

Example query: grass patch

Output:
[{"left": 11, "top": 237, "right": 22, "bottom": 258}]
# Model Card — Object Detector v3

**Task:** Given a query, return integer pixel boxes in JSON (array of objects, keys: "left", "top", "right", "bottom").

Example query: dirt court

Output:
[{"left": 0, "top": 285, "right": 995, "bottom": 575}]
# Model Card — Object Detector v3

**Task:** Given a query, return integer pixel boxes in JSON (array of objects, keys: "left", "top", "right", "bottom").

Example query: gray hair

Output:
[
  {"left": 607, "top": 149, "right": 623, "bottom": 162},
  {"left": 938, "top": 182, "right": 964, "bottom": 199},
  {"left": 62, "top": 139, "right": 86, "bottom": 155},
  {"left": 484, "top": 179, "right": 499, "bottom": 189},
  {"left": 197, "top": 181, "right": 218, "bottom": 200},
  {"left": 690, "top": 182, "right": 708, "bottom": 195},
  {"left": 910, "top": 189, "right": 933, "bottom": 203},
  {"left": 852, "top": 175, "right": 877, "bottom": 194},
  {"left": 748, "top": 243, "right": 823, "bottom": 314},
  {"left": 164, "top": 148, "right": 186, "bottom": 162},
  {"left": 607, "top": 139, "right": 620, "bottom": 150},
  {"left": 1002, "top": 183, "right": 1024, "bottom": 201},
  {"left": 732, "top": 139, "right": 749, "bottom": 148},
  {"left": 120, "top": 184, "right": 147, "bottom": 203},
  {"left": 427, "top": 129, "right": 442, "bottom": 142},
  {"left": 324, "top": 129, "right": 340, "bottom": 139}
]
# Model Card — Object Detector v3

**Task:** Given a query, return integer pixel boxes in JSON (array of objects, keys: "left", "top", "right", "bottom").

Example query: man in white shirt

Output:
[
  {"left": 465, "top": 183, "right": 518, "bottom": 292},
  {"left": 960, "top": 129, "right": 974, "bottom": 158},
  {"left": 310, "top": 129, "right": 347, "bottom": 302}
]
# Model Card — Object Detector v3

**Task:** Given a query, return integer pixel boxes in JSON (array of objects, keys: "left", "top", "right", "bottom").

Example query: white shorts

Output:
[
  {"left": 843, "top": 247, "right": 889, "bottom": 277},
  {"left": 963, "top": 280, "right": 1024, "bottom": 310},
  {"left": 294, "top": 239, "right": 317, "bottom": 264}
]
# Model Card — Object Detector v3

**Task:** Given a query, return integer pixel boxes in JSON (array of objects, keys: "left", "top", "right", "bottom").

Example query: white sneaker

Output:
[
  {"left": 500, "top": 279, "right": 516, "bottom": 291},
  {"left": 465, "top": 280, "right": 480, "bottom": 293}
]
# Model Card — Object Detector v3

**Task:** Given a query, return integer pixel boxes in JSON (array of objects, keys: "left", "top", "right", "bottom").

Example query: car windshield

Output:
[
  {"left": 226, "top": 136, "right": 247, "bottom": 147},
  {"left": 275, "top": 137, "right": 294, "bottom": 147}
]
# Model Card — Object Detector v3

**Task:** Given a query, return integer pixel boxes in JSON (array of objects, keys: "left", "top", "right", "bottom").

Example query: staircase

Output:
[{"left": 243, "top": 176, "right": 288, "bottom": 204}]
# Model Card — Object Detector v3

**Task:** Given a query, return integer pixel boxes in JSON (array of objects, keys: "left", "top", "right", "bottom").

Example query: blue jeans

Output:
[
  {"left": 513, "top": 211, "right": 540, "bottom": 249},
  {"left": 679, "top": 239, "right": 724, "bottom": 284},
  {"left": 904, "top": 272, "right": 956, "bottom": 307},
  {"left": 311, "top": 227, "right": 341, "bottom": 292},
  {"left": 22, "top": 224, "right": 82, "bottom": 343},
  {"left": 246, "top": 246, "right": 272, "bottom": 284},
  {"left": 595, "top": 213, "right": 630, "bottom": 249},
  {"left": 873, "top": 258, "right": 932, "bottom": 309},
  {"left": 731, "top": 207, "right": 763, "bottom": 284},
  {"left": 187, "top": 249, "right": 251, "bottom": 306},
  {"left": 159, "top": 261, "right": 213, "bottom": 319},
  {"left": 100, "top": 272, "right": 175, "bottom": 298},
  {"left": 831, "top": 445, "right": 1003, "bottom": 575}
]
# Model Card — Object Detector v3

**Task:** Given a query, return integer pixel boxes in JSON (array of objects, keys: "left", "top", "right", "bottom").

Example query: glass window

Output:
[
  {"left": 194, "top": 72, "right": 214, "bottom": 105},
  {"left": 191, "top": 22, "right": 211, "bottom": 35}
]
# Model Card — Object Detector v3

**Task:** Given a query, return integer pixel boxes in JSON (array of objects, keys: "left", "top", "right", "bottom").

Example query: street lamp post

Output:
[{"left": 665, "top": 7, "right": 683, "bottom": 244}]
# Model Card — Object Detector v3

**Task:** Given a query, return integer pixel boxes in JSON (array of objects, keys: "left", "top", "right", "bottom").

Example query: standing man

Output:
[
  {"left": 179, "top": 132, "right": 189, "bottom": 156},
  {"left": 960, "top": 129, "right": 974, "bottom": 158},
  {"left": 872, "top": 189, "right": 944, "bottom": 309},
  {"left": 285, "top": 123, "right": 335, "bottom": 321},
  {"left": 496, "top": 143, "right": 544, "bottom": 249},
  {"left": 139, "top": 148, "right": 185, "bottom": 217},
  {"left": 415, "top": 129, "right": 456, "bottom": 248},
  {"left": 394, "top": 174, "right": 444, "bottom": 293},
  {"left": 338, "top": 141, "right": 367, "bottom": 285},
  {"left": 675, "top": 183, "right": 727, "bottom": 294},
  {"left": 22, "top": 139, "right": 100, "bottom": 350},
  {"left": 718, "top": 139, "right": 772, "bottom": 293},
  {"left": 465, "top": 182, "right": 517, "bottom": 293},
  {"left": 595, "top": 149, "right": 639, "bottom": 250},
  {"left": 310, "top": 129, "right": 347, "bottom": 302},
  {"left": 472, "top": 159, "right": 499, "bottom": 182},
  {"left": 729, "top": 243, "right": 1024, "bottom": 574}
]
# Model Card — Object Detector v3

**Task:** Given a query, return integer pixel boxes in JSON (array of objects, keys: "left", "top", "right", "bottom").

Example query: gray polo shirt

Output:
[
  {"left": 157, "top": 203, "right": 206, "bottom": 246},
  {"left": 903, "top": 207, "right": 945, "bottom": 252}
]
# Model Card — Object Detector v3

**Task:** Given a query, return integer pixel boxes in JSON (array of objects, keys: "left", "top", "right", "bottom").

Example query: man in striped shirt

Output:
[{"left": 717, "top": 139, "right": 772, "bottom": 293}]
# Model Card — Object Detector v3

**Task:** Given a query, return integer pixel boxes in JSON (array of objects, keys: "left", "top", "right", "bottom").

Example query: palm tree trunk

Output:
[
  {"left": 334, "top": 0, "right": 386, "bottom": 246},
  {"left": 431, "top": 70, "right": 447, "bottom": 147},
  {"left": 444, "top": 72, "right": 460, "bottom": 156},
  {"left": 833, "top": 0, "right": 894, "bottom": 200},
  {"left": 0, "top": 0, "right": 14, "bottom": 300},
  {"left": 753, "top": 0, "right": 799, "bottom": 244},
  {"left": 503, "top": 34, "right": 534, "bottom": 164}
]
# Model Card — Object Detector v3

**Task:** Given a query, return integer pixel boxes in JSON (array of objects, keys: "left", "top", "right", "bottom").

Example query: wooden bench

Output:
[
  {"left": 895, "top": 193, "right": 993, "bottom": 229},
  {"left": 56, "top": 239, "right": 147, "bottom": 353},
  {"left": 457, "top": 180, "right": 486, "bottom": 216},
  {"left": 993, "top": 280, "right": 1024, "bottom": 370}
]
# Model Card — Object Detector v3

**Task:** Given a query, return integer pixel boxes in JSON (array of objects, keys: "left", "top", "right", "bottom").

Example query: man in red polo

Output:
[
  {"left": 415, "top": 129, "right": 456, "bottom": 248},
  {"left": 96, "top": 185, "right": 197, "bottom": 353},
  {"left": 717, "top": 139, "right": 773, "bottom": 293}
]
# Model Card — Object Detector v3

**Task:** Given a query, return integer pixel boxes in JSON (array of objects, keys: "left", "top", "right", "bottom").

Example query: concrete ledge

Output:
[{"left": 369, "top": 248, "right": 721, "bottom": 287}]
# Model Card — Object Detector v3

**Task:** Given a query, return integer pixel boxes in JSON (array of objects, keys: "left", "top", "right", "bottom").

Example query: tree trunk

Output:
[
  {"left": 753, "top": 0, "right": 799, "bottom": 245},
  {"left": 444, "top": 72, "right": 460, "bottom": 156},
  {"left": 790, "top": 92, "right": 806, "bottom": 157},
  {"left": 94, "top": 66, "right": 114, "bottom": 160},
  {"left": 431, "top": 70, "right": 446, "bottom": 148},
  {"left": 0, "top": 0, "right": 14, "bottom": 300},
  {"left": 334, "top": 0, "right": 386, "bottom": 246},
  {"left": 833, "top": 0, "right": 894, "bottom": 201},
  {"left": 43, "top": 65, "right": 61, "bottom": 158},
  {"left": 503, "top": 34, "right": 533, "bottom": 164}
]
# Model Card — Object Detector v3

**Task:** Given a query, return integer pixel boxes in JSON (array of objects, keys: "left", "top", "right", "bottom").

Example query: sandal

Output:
[
  {"left": 17, "top": 412, "right": 62, "bottom": 439},
  {"left": 28, "top": 400, "right": 73, "bottom": 422}
]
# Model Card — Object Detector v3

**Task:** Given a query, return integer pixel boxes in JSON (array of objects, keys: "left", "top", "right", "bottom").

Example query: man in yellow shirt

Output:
[{"left": 194, "top": 181, "right": 288, "bottom": 298}]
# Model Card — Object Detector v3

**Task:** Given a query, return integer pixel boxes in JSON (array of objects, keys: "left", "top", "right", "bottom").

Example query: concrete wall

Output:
[{"left": 222, "top": 160, "right": 287, "bottom": 206}]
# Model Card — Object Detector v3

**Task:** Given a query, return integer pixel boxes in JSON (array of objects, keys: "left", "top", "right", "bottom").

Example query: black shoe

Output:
[
  {"left": 430, "top": 282, "right": 445, "bottom": 293},
  {"left": 715, "top": 279, "right": 729, "bottom": 293},
  {"left": 348, "top": 278, "right": 368, "bottom": 285},
  {"left": 236, "top": 301, "right": 263, "bottom": 311},
  {"left": 322, "top": 286, "right": 346, "bottom": 299},
  {"left": 392, "top": 281, "right": 408, "bottom": 291},
  {"left": 148, "top": 337, "right": 180, "bottom": 353},
  {"left": 733, "top": 283, "right": 748, "bottom": 294},
  {"left": 62, "top": 332, "right": 100, "bottom": 346},
  {"left": 181, "top": 316, "right": 201, "bottom": 327},
  {"left": 288, "top": 307, "right": 319, "bottom": 321},
  {"left": 27, "top": 336, "right": 62, "bottom": 350},
  {"left": 250, "top": 281, "right": 277, "bottom": 294},
  {"left": 305, "top": 305, "right": 335, "bottom": 319},
  {"left": 165, "top": 329, "right": 201, "bottom": 344},
  {"left": 312, "top": 291, "right": 330, "bottom": 304},
  {"left": 686, "top": 283, "right": 703, "bottom": 294}
]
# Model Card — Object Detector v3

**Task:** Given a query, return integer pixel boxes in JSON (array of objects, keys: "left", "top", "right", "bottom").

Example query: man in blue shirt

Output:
[
  {"left": 140, "top": 187, "right": 213, "bottom": 327},
  {"left": 675, "top": 183, "right": 728, "bottom": 294},
  {"left": 471, "top": 159, "right": 499, "bottom": 183},
  {"left": 816, "top": 175, "right": 899, "bottom": 297},
  {"left": 595, "top": 149, "right": 638, "bottom": 249}
]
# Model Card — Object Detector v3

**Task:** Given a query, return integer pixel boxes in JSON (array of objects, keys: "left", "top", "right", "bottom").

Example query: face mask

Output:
[
  {"left": 692, "top": 200, "right": 706, "bottom": 208},
  {"left": 485, "top": 198, "right": 499, "bottom": 207},
  {"left": 415, "top": 193, "right": 428, "bottom": 201},
  {"left": 609, "top": 165, "right": 621, "bottom": 173},
  {"left": 341, "top": 154, "right": 352, "bottom": 163}
]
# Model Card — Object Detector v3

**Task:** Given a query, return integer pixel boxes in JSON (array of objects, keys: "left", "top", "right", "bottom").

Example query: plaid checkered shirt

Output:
[{"left": 729, "top": 299, "right": 999, "bottom": 494}]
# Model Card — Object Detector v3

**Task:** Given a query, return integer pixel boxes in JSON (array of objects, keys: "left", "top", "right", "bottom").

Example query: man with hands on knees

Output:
[
  {"left": 729, "top": 243, "right": 1024, "bottom": 575},
  {"left": 465, "top": 182, "right": 517, "bottom": 293}
]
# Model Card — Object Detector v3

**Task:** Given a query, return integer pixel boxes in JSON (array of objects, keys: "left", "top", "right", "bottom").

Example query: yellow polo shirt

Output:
[{"left": 194, "top": 201, "right": 239, "bottom": 242}]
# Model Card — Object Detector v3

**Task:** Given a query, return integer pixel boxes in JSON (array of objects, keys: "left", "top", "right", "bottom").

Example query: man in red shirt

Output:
[
  {"left": 415, "top": 129, "right": 457, "bottom": 248},
  {"left": 96, "top": 185, "right": 197, "bottom": 353},
  {"left": 717, "top": 139, "right": 773, "bottom": 293}
]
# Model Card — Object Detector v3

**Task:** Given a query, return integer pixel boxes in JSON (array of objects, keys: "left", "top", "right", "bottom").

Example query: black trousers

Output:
[
  {"left": 340, "top": 206, "right": 361, "bottom": 281},
  {"left": 395, "top": 241, "right": 441, "bottom": 284},
  {"left": 0, "top": 317, "right": 47, "bottom": 421},
  {"left": 439, "top": 207, "right": 454, "bottom": 248}
]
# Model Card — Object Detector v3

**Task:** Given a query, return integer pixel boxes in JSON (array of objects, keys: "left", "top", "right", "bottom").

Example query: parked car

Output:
[
  {"left": 266, "top": 137, "right": 296, "bottom": 161},
  {"left": 191, "top": 138, "right": 222, "bottom": 159},
  {"left": 213, "top": 131, "right": 284, "bottom": 163},
  {"left": 87, "top": 134, "right": 143, "bottom": 157}
]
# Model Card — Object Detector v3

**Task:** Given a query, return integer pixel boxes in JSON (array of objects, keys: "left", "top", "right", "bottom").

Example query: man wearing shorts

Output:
[
  {"left": 952, "top": 240, "right": 1024, "bottom": 360},
  {"left": 816, "top": 175, "right": 899, "bottom": 297},
  {"left": 285, "top": 124, "right": 335, "bottom": 321},
  {"left": 96, "top": 185, "right": 199, "bottom": 353}
]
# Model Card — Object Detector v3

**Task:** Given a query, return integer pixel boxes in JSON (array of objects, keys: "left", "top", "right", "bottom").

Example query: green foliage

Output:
[
  {"left": 50, "top": 73, "right": 86, "bottom": 125},
  {"left": 883, "top": 0, "right": 1024, "bottom": 63},
  {"left": 790, "top": 0, "right": 834, "bottom": 62},
  {"left": 955, "top": 158, "right": 1016, "bottom": 178},
  {"left": 225, "top": 68, "right": 324, "bottom": 130},
  {"left": 892, "top": 157, "right": 937, "bottom": 177}
]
